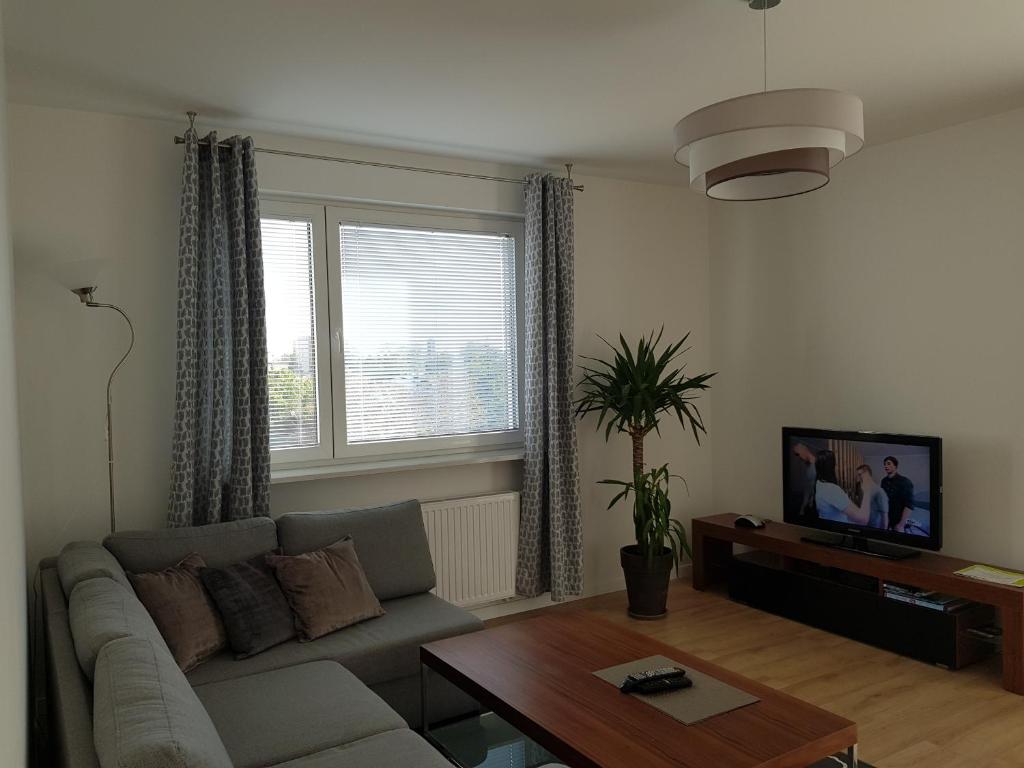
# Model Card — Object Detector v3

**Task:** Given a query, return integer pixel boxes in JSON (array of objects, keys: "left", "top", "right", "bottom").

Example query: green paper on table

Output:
[{"left": 955, "top": 564, "right": 1024, "bottom": 587}]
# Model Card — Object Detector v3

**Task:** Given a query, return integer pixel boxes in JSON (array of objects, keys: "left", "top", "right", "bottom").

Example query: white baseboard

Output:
[
  {"left": 471, "top": 594, "right": 564, "bottom": 621},
  {"left": 468, "top": 565, "right": 692, "bottom": 621},
  {"left": 470, "top": 578, "right": 620, "bottom": 621}
]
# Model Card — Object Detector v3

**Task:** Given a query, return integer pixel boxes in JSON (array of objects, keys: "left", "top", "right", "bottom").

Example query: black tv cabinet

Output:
[{"left": 728, "top": 551, "right": 994, "bottom": 670}]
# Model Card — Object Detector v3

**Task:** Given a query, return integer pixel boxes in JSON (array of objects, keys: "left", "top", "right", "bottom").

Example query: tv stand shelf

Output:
[{"left": 692, "top": 514, "right": 1024, "bottom": 694}]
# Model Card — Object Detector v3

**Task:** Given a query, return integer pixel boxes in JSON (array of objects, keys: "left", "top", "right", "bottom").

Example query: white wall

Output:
[
  {"left": 574, "top": 176, "right": 712, "bottom": 590},
  {"left": 10, "top": 104, "right": 713, "bottom": 597},
  {"left": 0, "top": 10, "right": 29, "bottom": 765},
  {"left": 709, "top": 106, "right": 1024, "bottom": 567}
]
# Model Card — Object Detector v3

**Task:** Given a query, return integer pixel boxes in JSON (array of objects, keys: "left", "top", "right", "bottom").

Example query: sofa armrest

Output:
[{"left": 42, "top": 567, "right": 100, "bottom": 768}]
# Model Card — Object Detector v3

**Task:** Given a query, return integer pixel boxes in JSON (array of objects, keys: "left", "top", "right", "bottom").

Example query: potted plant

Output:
[{"left": 575, "top": 329, "right": 715, "bottom": 619}]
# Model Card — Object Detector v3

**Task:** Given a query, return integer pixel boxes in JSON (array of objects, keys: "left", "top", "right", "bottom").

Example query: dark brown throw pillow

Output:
[
  {"left": 267, "top": 536, "right": 384, "bottom": 642},
  {"left": 200, "top": 552, "right": 296, "bottom": 659},
  {"left": 128, "top": 553, "right": 227, "bottom": 671}
]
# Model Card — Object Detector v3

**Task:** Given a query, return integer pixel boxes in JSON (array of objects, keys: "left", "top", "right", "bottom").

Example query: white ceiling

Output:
[{"left": 4, "top": 0, "right": 1024, "bottom": 183}]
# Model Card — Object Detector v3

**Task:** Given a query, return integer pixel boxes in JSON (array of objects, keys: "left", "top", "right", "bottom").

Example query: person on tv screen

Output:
[
  {"left": 856, "top": 464, "right": 889, "bottom": 529},
  {"left": 881, "top": 456, "right": 915, "bottom": 533},
  {"left": 792, "top": 442, "right": 818, "bottom": 517},
  {"left": 813, "top": 449, "right": 872, "bottom": 526}
]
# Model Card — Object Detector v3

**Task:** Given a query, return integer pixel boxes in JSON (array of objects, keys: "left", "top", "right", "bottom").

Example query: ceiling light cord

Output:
[{"left": 763, "top": 1, "right": 768, "bottom": 93}]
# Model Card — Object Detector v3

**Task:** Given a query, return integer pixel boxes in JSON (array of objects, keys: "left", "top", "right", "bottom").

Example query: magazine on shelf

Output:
[{"left": 882, "top": 583, "right": 969, "bottom": 612}]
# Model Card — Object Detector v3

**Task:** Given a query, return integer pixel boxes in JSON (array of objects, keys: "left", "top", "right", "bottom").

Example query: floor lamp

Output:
[{"left": 70, "top": 286, "right": 135, "bottom": 533}]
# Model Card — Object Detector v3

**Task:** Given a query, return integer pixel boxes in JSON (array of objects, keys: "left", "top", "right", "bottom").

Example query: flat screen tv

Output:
[{"left": 782, "top": 427, "right": 942, "bottom": 557}]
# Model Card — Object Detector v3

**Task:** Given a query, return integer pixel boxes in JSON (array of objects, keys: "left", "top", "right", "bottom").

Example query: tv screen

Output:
[{"left": 782, "top": 427, "right": 942, "bottom": 551}]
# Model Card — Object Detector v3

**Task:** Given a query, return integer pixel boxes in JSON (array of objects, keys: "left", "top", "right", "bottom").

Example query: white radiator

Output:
[{"left": 421, "top": 492, "right": 520, "bottom": 608}]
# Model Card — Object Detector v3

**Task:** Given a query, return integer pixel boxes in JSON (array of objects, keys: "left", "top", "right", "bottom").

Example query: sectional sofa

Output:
[{"left": 41, "top": 500, "right": 484, "bottom": 767}]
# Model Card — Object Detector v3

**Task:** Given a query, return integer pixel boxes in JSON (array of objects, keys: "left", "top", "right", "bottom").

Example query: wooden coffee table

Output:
[{"left": 421, "top": 612, "right": 857, "bottom": 768}]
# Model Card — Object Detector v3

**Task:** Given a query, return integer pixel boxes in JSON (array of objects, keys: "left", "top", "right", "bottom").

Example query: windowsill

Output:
[{"left": 270, "top": 446, "right": 525, "bottom": 484}]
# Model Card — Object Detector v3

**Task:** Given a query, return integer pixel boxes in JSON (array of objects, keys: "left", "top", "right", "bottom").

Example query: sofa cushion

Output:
[
  {"left": 58, "top": 541, "right": 133, "bottom": 598},
  {"left": 129, "top": 553, "right": 227, "bottom": 672},
  {"left": 93, "top": 636, "right": 232, "bottom": 768},
  {"left": 268, "top": 536, "right": 385, "bottom": 641},
  {"left": 194, "top": 661, "right": 406, "bottom": 768},
  {"left": 200, "top": 552, "right": 295, "bottom": 658},
  {"left": 186, "top": 592, "right": 483, "bottom": 687},
  {"left": 68, "top": 577, "right": 166, "bottom": 681},
  {"left": 271, "top": 730, "right": 451, "bottom": 768},
  {"left": 104, "top": 516, "right": 278, "bottom": 572},
  {"left": 276, "top": 501, "right": 435, "bottom": 600}
]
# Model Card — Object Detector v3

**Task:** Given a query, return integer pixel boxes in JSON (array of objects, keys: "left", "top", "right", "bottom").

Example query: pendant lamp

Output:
[{"left": 673, "top": 0, "right": 864, "bottom": 200}]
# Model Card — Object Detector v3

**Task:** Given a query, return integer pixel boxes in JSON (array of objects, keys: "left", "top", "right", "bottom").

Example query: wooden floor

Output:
[{"left": 488, "top": 577, "right": 1024, "bottom": 768}]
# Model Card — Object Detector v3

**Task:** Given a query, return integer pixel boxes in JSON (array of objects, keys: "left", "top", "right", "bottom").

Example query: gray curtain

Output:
[
  {"left": 516, "top": 173, "right": 583, "bottom": 600},
  {"left": 167, "top": 129, "right": 270, "bottom": 527}
]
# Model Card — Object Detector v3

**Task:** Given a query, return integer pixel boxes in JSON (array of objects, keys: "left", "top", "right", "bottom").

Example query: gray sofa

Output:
[{"left": 41, "top": 500, "right": 483, "bottom": 768}]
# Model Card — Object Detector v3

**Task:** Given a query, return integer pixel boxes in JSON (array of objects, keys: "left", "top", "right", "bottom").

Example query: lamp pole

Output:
[{"left": 71, "top": 287, "right": 135, "bottom": 534}]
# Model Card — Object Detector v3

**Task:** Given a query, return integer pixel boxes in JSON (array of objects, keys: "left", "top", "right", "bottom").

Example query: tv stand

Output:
[
  {"left": 692, "top": 513, "right": 1024, "bottom": 695},
  {"left": 800, "top": 533, "right": 921, "bottom": 560}
]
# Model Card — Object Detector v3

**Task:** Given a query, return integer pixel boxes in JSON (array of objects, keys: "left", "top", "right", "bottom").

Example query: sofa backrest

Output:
[
  {"left": 103, "top": 517, "right": 278, "bottom": 572},
  {"left": 69, "top": 577, "right": 167, "bottom": 681},
  {"left": 276, "top": 500, "right": 436, "bottom": 601},
  {"left": 57, "top": 541, "right": 134, "bottom": 599}
]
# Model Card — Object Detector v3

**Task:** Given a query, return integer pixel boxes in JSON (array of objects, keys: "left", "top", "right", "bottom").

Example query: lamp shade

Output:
[{"left": 674, "top": 88, "right": 864, "bottom": 201}]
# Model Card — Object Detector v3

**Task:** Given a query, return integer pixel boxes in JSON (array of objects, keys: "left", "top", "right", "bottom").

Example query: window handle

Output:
[{"left": 333, "top": 329, "right": 342, "bottom": 355}]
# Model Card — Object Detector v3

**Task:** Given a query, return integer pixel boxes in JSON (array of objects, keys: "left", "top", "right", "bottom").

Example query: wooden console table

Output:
[{"left": 691, "top": 513, "right": 1024, "bottom": 695}]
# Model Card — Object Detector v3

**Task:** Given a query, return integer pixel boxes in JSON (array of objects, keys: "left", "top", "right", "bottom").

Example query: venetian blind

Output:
[
  {"left": 261, "top": 217, "right": 320, "bottom": 451},
  {"left": 338, "top": 223, "right": 519, "bottom": 444}
]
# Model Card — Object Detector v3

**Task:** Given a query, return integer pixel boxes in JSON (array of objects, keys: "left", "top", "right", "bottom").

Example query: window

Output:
[
  {"left": 262, "top": 217, "right": 319, "bottom": 450},
  {"left": 338, "top": 223, "right": 519, "bottom": 444},
  {"left": 260, "top": 201, "right": 524, "bottom": 472},
  {"left": 260, "top": 202, "right": 332, "bottom": 464}
]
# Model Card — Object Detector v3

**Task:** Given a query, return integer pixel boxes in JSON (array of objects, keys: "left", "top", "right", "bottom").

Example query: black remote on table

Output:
[{"left": 619, "top": 666, "right": 691, "bottom": 695}]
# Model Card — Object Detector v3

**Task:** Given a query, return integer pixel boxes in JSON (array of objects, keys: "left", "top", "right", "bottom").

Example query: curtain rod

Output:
[{"left": 172, "top": 116, "right": 583, "bottom": 192}]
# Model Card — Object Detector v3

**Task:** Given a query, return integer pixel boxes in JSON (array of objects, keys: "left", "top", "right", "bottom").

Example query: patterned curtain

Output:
[
  {"left": 516, "top": 173, "right": 583, "bottom": 600},
  {"left": 167, "top": 129, "right": 270, "bottom": 527}
]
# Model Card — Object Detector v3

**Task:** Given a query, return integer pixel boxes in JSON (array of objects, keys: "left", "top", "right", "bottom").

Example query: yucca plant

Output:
[{"left": 575, "top": 328, "right": 715, "bottom": 569}]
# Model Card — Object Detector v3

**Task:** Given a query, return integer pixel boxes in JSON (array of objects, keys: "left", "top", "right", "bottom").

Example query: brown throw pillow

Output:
[
  {"left": 200, "top": 552, "right": 295, "bottom": 659},
  {"left": 267, "top": 536, "right": 384, "bottom": 641},
  {"left": 128, "top": 553, "right": 227, "bottom": 671}
]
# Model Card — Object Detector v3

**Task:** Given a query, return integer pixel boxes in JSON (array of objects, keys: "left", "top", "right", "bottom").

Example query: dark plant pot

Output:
[{"left": 620, "top": 544, "right": 673, "bottom": 620}]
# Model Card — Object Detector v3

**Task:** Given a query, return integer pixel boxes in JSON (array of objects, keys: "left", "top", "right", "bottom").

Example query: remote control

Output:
[
  {"left": 632, "top": 675, "right": 693, "bottom": 695},
  {"left": 619, "top": 666, "right": 688, "bottom": 694}
]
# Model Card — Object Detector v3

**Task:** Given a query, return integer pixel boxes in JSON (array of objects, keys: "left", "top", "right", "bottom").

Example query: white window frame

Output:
[{"left": 264, "top": 198, "right": 525, "bottom": 475}]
